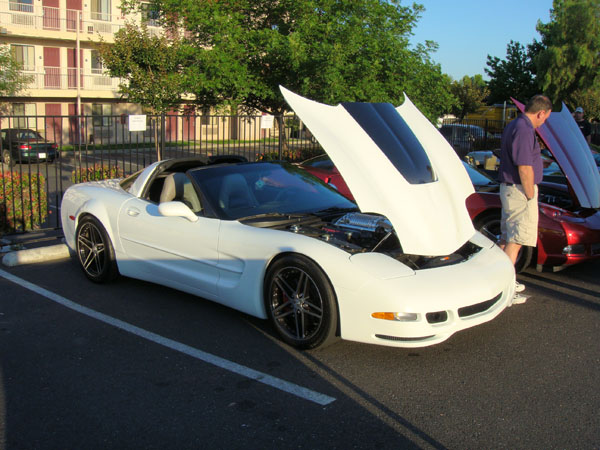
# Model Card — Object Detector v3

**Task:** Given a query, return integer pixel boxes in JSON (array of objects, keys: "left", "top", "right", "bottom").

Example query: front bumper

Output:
[{"left": 336, "top": 243, "right": 515, "bottom": 348}]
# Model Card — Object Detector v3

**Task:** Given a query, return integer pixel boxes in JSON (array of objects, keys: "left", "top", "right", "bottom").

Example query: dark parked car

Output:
[{"left": 1, "top": 128, "right": 59, "bottom": 167}]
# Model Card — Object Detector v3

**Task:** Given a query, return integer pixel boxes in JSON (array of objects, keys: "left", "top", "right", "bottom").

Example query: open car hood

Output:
[
  {"left": 513, "top": 99, "right": 600, "bottom": 209},
  {"left": 281, "top": 87, "right": 475, "bottom": 256}
]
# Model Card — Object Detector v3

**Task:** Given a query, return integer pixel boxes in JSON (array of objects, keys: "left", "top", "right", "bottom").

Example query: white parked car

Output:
[{"left": 61, "top": 87, "right": 515, "bottom": 349}]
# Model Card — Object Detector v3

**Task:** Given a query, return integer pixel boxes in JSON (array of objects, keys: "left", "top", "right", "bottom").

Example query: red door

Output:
[
  {"left": 66, "top": 0, "right": 82, "bottom": 32},
  {"left": 42, "top": 0, "right": 60, "bottom": 30},
  {"left": 166, "top": 108, "right": 178, "bottom": 141},
  {"left": 67, "top": 48, "right": 83, "bottom": 89},
  {"left": 44, "top": 104, "right": 62, "bottom": 144},
  {"left": 43, "top": 47, "right": 60, "bottom": 88}
]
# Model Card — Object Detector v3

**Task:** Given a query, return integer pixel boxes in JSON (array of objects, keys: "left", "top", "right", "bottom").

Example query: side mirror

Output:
[{"left": 158, "top": 201, "right": 199, "bottom": 222}]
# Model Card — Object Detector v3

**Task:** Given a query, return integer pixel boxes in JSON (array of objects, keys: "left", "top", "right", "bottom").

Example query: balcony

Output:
[
  {"left": 20, "top": 67, "right": 122, "bottom": 95},
  {"left": 0, "top": 1, "right": 161, "bottom": 41}
]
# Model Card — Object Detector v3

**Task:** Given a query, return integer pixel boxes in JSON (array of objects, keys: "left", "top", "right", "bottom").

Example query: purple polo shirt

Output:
[{"left": 499, "top": 114, "right": 543, "bottom": 185}]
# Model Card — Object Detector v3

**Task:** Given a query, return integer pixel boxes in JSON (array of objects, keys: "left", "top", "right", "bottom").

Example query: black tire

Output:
[
  {"left": 2, "top": 150, "right": 14, "bottom": 167},
  {"left": 75, "top": 216, "right": 119, "bottom": 283},
  {"left": 475, "top": 213, "right": 533, "bottom": 273},
  {"left": 264, "top": 254, "right": 338, "bottom": 350}
]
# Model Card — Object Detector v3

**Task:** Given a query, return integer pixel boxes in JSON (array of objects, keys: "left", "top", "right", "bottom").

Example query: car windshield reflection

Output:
[{"left": 189, "top": 162, "right": 357, "bottom": 220}]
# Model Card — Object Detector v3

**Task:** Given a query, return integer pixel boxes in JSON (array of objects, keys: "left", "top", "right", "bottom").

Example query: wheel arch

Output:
[
  {"left": 74, "top": 199, "right": 119, "bottom": 253},
  {"left": 264, "top": 251, "right": 342, "bottom": 338}
]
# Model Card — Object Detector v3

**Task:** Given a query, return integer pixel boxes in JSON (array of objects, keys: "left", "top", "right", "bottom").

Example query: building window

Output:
[
  {"left": 13, "top": 103, "right": 37, "bottom": 129},
  {"left": 92, "top": 104, "right": 112, "bottom": 127},
  {"left": 90, "top": 50, "right": 104, "bottom": 74},
  {"left": 141, "top": 2, "right": 160, "bottom": 27},
  {"left": 11, "top": 44, "right": 35, "bottom": 71},
  {"left": 91, "top": 0, "right": 110, "bottom": 21},
  {"left": 9, "top": 0, "right": 33, "bottom": 13}
]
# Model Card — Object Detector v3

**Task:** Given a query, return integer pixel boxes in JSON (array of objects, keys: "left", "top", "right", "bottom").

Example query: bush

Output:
[
  {"left": 71, "top": 165, "right": 123, "bottom": 183},
  {"left": 0, "top": 171, "right": 48, "bottom": 233},
  {"left": 256, "top": 147, "right": 324, "bottom": 163}
]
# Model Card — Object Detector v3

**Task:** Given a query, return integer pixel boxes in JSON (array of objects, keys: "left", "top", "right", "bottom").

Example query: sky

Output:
[{"left": 410, "top": 0, "right": 553, "bottom": 80}]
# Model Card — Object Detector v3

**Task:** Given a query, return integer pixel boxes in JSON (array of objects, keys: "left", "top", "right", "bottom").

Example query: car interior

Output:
[{"left": 145, "top": 171, "right": 203, "bottom": 214}]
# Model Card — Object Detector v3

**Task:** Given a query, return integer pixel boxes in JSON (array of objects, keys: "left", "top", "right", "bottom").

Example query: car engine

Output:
[{"left": 250, "top": 211, "right": 482, "bottom": 270}]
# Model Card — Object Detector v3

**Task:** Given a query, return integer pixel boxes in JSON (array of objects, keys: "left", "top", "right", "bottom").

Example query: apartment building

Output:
[
  {"left": 0, "top": 1, "right": 277, "bottom": 147},
  {"left": 0, "top": 0, "right": 167, "bottom": 142}
]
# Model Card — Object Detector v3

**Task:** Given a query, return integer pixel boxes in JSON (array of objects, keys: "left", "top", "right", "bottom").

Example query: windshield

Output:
[{"left": 189, "top": 162, "right": 357, "bottom": 220}]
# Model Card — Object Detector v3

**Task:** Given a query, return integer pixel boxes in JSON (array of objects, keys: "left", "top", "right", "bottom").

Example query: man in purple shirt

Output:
[{"left": 498, "top": 95, "right": 552, "bottom": 304}]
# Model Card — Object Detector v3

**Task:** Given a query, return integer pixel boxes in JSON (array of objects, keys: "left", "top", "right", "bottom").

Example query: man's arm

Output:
[{"left": 518, "top": 165, "right": 535, "bottom": 200}]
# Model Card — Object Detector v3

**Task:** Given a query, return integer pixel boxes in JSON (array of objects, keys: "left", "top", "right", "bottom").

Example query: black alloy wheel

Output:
[
  {"left": 264, "top": 254, "right": 338, "bottom": 349},
  {"left": 476, "top": 213, "right": 533, "bottom": 273},
  {"left": 75, "top": 216, "right": 118, "bottom": 283}
]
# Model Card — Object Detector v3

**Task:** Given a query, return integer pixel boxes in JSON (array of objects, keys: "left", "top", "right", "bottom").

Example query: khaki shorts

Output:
[{"left": 500, "top": 183, "right": 539, "bottom": 246}]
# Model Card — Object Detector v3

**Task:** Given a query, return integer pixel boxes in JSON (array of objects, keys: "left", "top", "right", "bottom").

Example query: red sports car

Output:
[{"left": 299, "top": 102, "right": 600, "bottom": 273}]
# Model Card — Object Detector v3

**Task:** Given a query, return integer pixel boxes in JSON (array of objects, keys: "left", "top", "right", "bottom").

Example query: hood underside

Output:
[
  {"left": 281, "top": 87, "right": 475, "bottom": 256},
  {"left": 513, "top": 99, "right": 600, "bottom": 209}
]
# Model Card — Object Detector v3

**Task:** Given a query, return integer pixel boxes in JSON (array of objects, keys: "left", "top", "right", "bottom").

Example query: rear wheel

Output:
[
  {"left": 264, "top": 254, "right": 338, "bottom": 349},
  {"left": 75, "top": 216, "right": 118, "bottom": 283},
  {"left": 476, "top": 213, "right": 533, "bottom": 273}
]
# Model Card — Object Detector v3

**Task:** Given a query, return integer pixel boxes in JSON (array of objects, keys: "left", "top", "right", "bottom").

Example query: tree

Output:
[
  {"left": 535, "top": 0, "right": 600, "bottom": 104},
  {"left": 99, "top": 23, "right": 184, "bottom": 114},
  {"left": 115, "top": 0, "right": 454, "bottom": 122},
  {"left": 450, "top": 75, "right": 490, "bottom": 120},
  {"left": 485, "top": 40, "right": 539, "bottom": 104},
  {"left": 0, "top": 44, "right": 33, "bottom": 114},
  {"left": 98, "top": 23, "right": 185, "bottom": 158},
  {"left": 569, "top": 88, "right": 600, "bottom": 121}
]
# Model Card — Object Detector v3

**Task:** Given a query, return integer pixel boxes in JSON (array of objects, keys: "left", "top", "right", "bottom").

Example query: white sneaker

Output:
[
  {"left": 511, "top": 294, "right": 528, "bottom": 306},
  {"left": 515, "top": 281, "right": 526, "bottom": 293}
]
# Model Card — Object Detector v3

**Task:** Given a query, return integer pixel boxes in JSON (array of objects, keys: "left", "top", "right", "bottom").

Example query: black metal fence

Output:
[
  {"left": 0, "top": 113, "right": 321, "bottom": 235},
  {"left": 439, "top": 118, "right": 505, "bottom": 159}
]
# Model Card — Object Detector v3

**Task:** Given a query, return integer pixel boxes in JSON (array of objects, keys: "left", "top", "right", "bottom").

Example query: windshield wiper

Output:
[{"left": 238, "top": 212, "right": 307, "bottom": 221}]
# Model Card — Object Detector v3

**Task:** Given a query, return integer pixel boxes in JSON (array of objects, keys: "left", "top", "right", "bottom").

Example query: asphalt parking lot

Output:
[{"left": 1, "top": 249, "right": 599, "bottom": 449}]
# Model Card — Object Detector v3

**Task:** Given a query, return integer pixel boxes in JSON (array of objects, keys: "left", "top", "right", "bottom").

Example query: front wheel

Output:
[
  {"left": 264, "top": 254, "right": 338, "bottom": 350},
  {"left": 475, "top": 213, "right": 533, "bottom": 273},
  {"left": 75, "top": 216, "right": 119, "bottom": 283}
]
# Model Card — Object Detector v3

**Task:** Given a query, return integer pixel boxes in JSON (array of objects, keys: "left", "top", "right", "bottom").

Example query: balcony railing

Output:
[
  {"left": 22, "top": 68, "right": 121, "bottom": 91},
  {"left": 0, "top": 1, "right": 154, "bottom": 36}
]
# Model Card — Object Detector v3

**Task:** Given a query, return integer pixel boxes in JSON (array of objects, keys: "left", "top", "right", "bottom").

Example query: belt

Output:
[{"left": 502, "top": 182, "right": 514, "bottom": 186}]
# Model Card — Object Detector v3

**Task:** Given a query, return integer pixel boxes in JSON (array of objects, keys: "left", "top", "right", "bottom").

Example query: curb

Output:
[{"left": 2, "top": 244, "right": 71, "bottom": 267}]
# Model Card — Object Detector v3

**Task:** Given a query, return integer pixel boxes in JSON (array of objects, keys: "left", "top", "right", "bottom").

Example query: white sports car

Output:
[{"left": 61, "top": 87, "right": 516, "bottom": 349}]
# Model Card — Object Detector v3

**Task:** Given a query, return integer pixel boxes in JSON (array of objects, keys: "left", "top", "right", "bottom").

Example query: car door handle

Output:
[{"left": 127, "top": 208, "right": 140, "bottom": 217}]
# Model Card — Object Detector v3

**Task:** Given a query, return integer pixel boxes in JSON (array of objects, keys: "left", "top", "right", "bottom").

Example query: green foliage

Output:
[
  {"left": 98, "top": 23, "right": 184, "bottom": 114},
  {"left": 257, "top": 147, "right": 323, "bottom": 163},
  {"left": 71, "top": 165, "right": 123, "bottom": 184},
  {"left": 485, "top": 40, "right": 540, "bottom": 104},
  {"left": 569, "top": 88, "right": 600, "bottom": 121},
  {"left": 536, "top": 0, "right": 600, "bottom": 104},
  {"left": 0, "top": 45, "right": 34, "bottom": 114},
  {"left": 116, "top": 0, "right": 453, "bottom": 121},
  {"left": 450, "top": 75, "right": 490, "bottom": 120},
  {"left": 0, "top": 171, "right": 48, "bottom": 233}
]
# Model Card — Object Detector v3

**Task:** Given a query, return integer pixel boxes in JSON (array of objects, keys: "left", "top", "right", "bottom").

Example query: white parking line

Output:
[{"left": 0, "top": 268, "right": 336, "bottom": 406}]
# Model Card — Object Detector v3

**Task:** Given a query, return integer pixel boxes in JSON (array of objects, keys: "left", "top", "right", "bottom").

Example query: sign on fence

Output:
[
  {"left": 128, "top": 115, "right": 147, "bottom": 132},
  {"left": 260, "top": 115, "right": 274, "bottom": 129}
]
